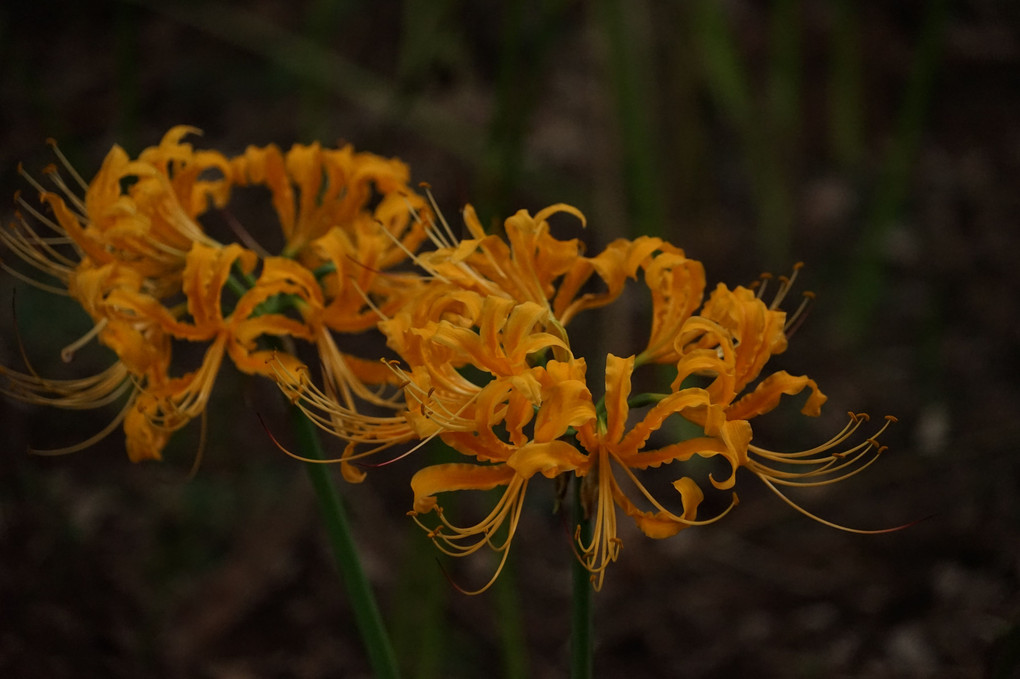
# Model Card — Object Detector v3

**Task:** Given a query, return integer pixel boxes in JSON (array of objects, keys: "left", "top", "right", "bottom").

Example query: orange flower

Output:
[
  {"left": 670, "top": 280, "right": 895, "bottom": 529},
  {"left": 1, "top": 127, "right": 230, "bottom": 459},
  {"left": 407, "top": 356, "right": 594, "bottom": 593},
  {"left": 28, "top": 126, "right": 228, "bottom": 296},
  {"left": 0, "top": 249, "right": 174, "bottom": 459},
  {"left": 4, "top": 130, "right": 897, "bottom": 591},
  {"left": 382, "top": 292, "right": 574, "bottom": 448},
  {"left": 572, "top": 354, "right": 736, "bottom": 590},
  {"left": 384, "top": 228, "right": 897, "bottom": 588},
  {"left": 3, "top": 129, "right": 432, "bottom": 463},
  {"left": 413, "top": 203, "right": 664, "bottom": 326},
  {"left": 112, "top": 241, "right": 320, "bottom": 460},
  {"left": 635, "top": 244, "right": 707, "bottom": 365},
  {"left": 231, "top": 141, "right": 428, "bottom": 259}
]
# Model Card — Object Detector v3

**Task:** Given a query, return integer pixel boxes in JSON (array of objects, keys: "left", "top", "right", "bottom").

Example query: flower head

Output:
[
  {"left": 2, "top": 129, "right": 427, "bottom": 462},
  {"left": 2, "top": 131, "right": 897, "bottom": 591},
  {"left": 326, "top": 201, "right": 898, "bottom": 590}
]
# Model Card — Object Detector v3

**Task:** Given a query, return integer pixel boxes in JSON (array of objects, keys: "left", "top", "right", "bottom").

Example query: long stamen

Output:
[
  {"left": 613, "top": 452, "right": 738, "bottom": 527},
  {"left": 0, "top": 259, "right": 70, "bottom": 296},
  {"left": 575, "top": 451, "right": 619, "bottom": 590},
  {"left": 46, "top": 138, "right": 89, "bottom": 192},
  {"left": 14, "top": 193, "right": 67, "bottom": 236},
  {"left": 17, "top": 163, "right": 54, "bottom": 204},
  {"left": 747, "top": 415, "right": 901, "bottom": 531},
  {"left": 784, "top": 290, "right": 815, "bottom": 336},
  {"left": 752, "top": 272, "right": 772, "bottom": 300},
  {"left": 376, "top": 216, "right": 451, "bottom": 284},
  {"left": 220, "top": 209, "right": 270, "bottom": 257},
  {"left": 42, "top": 165, "right": 87, "bottom": 215},
  {"left": 769, "top": 261, "right": 803, "bottom": 310},
  {"left": 750, "top": 262, "right": 805, "bottom": 311},
  {"left": 749, "top": 411, "right": 866, "bottom": 461},
  {"left": 757, "top": 475, "right": 916, "bottom": 534},
  {"left": 413, "top": 478, "right": 527, "bottom": 594},
  {"left": 419, "top": 182, "right": 460, "bottom": 248},
  {"left": 348, "top": 276, "right": 388, "bottom": 322},
  {"left": 268, "top": 356, "right": 415, "bottom": 453},
  {"left": 29, "top": 395, "right": 135, "bottom": 456},
  {"left": 6, "top": 210, "right": 78, "bottom": 272},
  {"left": 61, "top": 317, "right": 109, "bottom": 363}
]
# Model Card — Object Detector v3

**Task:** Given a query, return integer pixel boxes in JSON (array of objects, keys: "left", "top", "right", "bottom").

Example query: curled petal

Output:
[
  {"left": 124, "top": 394, "right": 172, "bottom": 462},
  {"left": 726, "top": 370, "right": 828, "bottom": 420},
  {"left": 617, "top": 387, "right": 713, "bottom": 458},
  {"left": 615, "top": 476, "right": 704, "bottom": 539},
  {"left": 534, "top": 377, "right": 596, "bottom": 442},
  {"left": 639, "top": 248, "right": 706, "bottom": 364},
  {"left": 699, "top": 284, "right": 788, "bottom": 391},
  {"left": 709, "top": 419, "right": 753, "bottom": 490},
  {"left": 410, "top": 463, "right": 516, "bottom": 514},
  {"left": 506, "top": 440, "right": 589, "bottom": 479},
  {"left": 603, "top": 354, "right": 636, "bottom": 445}
]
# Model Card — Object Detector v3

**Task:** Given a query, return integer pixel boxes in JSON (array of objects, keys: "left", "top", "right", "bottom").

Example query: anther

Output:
[{"left": 784, "top": 290, "right": 816, "bottom": 337}]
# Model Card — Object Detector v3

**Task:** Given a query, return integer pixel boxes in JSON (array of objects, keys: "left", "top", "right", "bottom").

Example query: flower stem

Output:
[
  {"left": 571, "top": 477, "right": 593, "bottom": 679},
  {"left": 289, "top": 404, "right": 401, "bottom": 679}
]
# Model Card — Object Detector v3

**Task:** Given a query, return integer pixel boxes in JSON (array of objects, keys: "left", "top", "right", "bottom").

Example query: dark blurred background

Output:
[{"left": 1, "top": 0, "right": 1018, "bottom": 677}]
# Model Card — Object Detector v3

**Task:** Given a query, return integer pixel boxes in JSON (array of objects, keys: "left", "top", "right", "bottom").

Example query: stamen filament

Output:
[
  {"left": 61, "top": 317, "right": 109, "bottom": 362},
  {"left": 45, "top": 138, "right": 90, "bottom": 192}
]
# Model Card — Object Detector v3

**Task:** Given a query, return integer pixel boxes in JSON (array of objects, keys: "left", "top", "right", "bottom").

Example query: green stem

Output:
[
  {"left": 289, "top": 405, "right": 401, "bottom": 679},
  {"left": 571, "top": 477, "right": 593, "bottom": 679}
]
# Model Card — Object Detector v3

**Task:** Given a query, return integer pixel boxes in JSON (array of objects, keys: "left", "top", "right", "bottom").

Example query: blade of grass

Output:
[
  {"left": 118, "top": 0, "right": 482, "bottom": 160},
  {"left": 396, "top": 0, "right": 461, "bottom": 93},
  {"left": 692, "top": 0, "right": 752, "bottom": 129},
  {"left": 478, "top": 0, "right": 571, "bottom": 222},
  {"left": 692, "top": 0, "right": 797, "bottom": 268},
  {"left": 298, "top": 0, "right": 363, "bottom": 140},
  {"left": 841, "top": 0, "right": 948, "bottom": 339},
  {"left": 662, "top": 2, "right": 709, "bottom": 216},
  {"left": 117, "top": 0, "right": 584, "bottom": 210},
  {"left": 758, "top": 0, "right": 801, "bottom": 267},
  {"left": 828, "top": 0, "right": 864, "bottom": 168},
  {"left": 594, "top": 0, "right": 666, "bottom": 238}
]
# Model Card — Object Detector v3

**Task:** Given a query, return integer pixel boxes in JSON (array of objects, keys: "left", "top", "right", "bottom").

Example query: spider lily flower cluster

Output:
[
  {"left": 1, "top": 127, "right": 428, "bottom": 461},
  {"left": 1, "top": 129, "right": 895, "bottom": 591}
]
